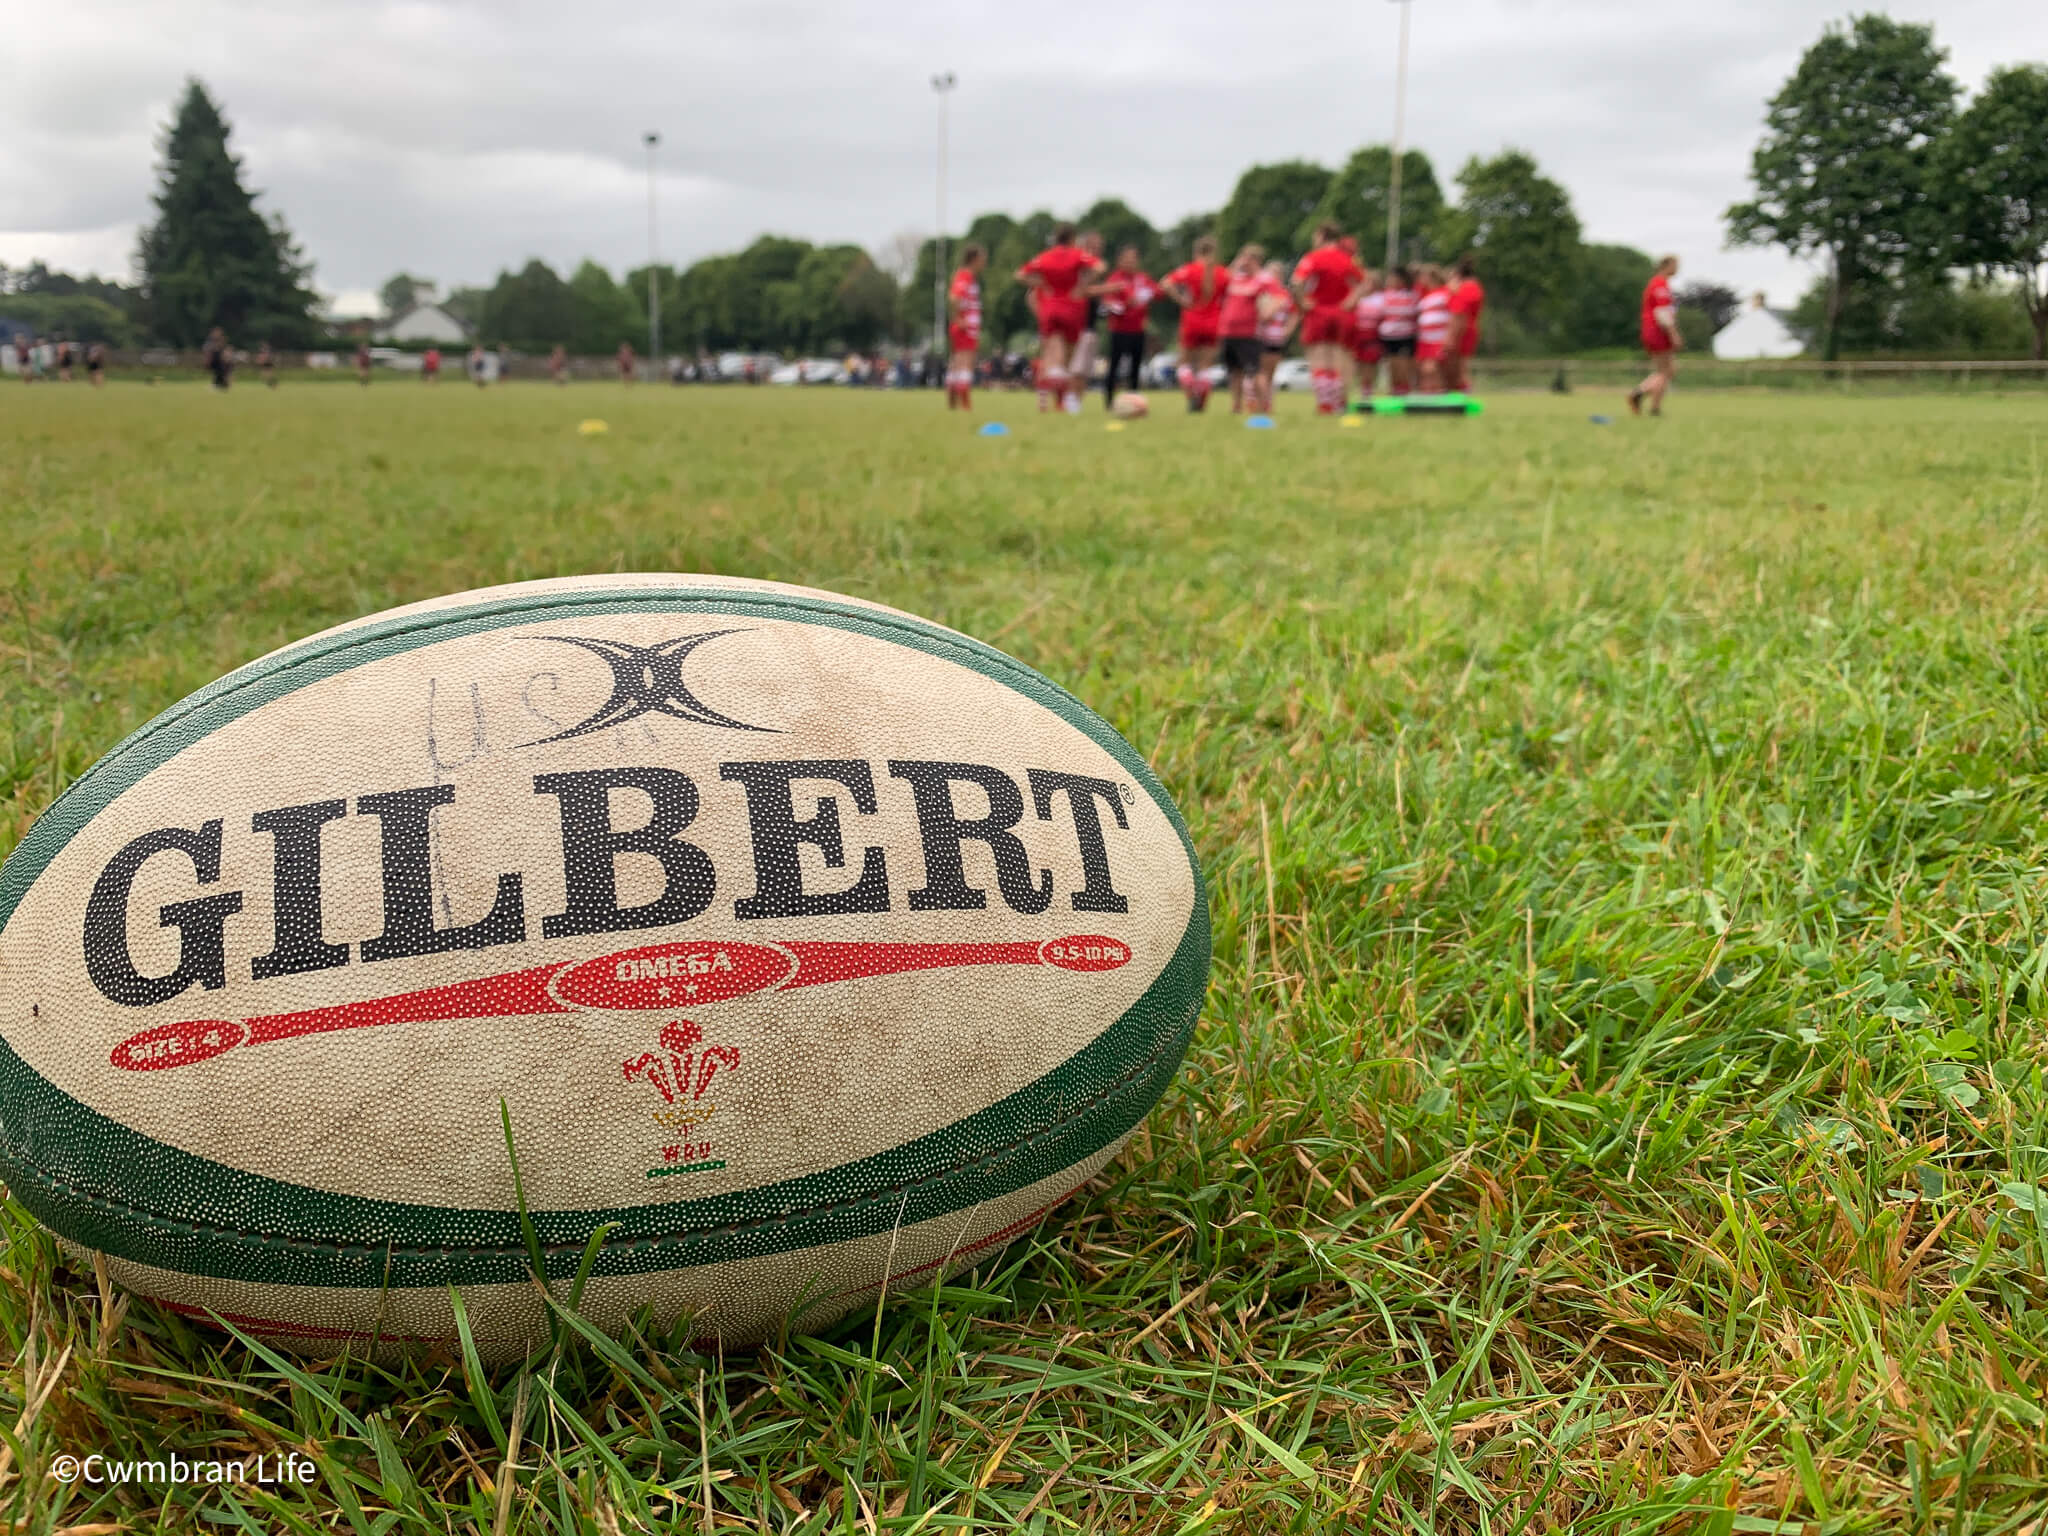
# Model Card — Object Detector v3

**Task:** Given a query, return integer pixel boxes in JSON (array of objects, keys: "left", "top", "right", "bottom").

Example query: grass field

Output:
[{"left": 5, "top": 382, "right": 2048, "bottom": 1533}]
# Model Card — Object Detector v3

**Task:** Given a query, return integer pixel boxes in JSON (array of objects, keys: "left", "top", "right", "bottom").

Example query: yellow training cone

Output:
[
  {"left": 1104, "top": 422, "right": 1125, "bottom": 433},
  {"left": 1339, "top": 415, "right": 1363, "bottom": 429},
  {"left": 578, "top": 419, "right": 609, "bottom": 435}
]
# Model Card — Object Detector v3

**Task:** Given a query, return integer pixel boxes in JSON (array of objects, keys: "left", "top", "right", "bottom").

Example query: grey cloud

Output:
[{"left": 2, "top": 0, "right": 2040, "bottom": 309}]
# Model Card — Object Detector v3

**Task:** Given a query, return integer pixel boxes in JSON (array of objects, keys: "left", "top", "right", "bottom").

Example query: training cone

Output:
[
  {"left": 1589, "top": 414, "right": 1613, "bottom": 425},
  {"left": 1104, "top": 422, "right": 1125, "bottom": 432},
  {"left": 1245, "top": 415, "right": 1275, "bottom": 430},
  {"left": 978, "top": 421, "right": 1010, "bottom": 437},
  {"left": 1339, "top": 415, "right": 1363, "bottom": 429},
  {"left": 577, "top": 419, "right": 609, "bottom": 435}
]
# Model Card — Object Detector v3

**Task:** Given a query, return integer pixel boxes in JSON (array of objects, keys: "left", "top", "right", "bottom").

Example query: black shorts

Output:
[
  {"left": 1380, "top": 336, "right": 1416, "bottom": 357},
  {"left": 1261, "top": 342, "right": 1288, "bottom": 358},
  {"left": 1222, "top": 336, "right": 1261, "bottom": 373}
]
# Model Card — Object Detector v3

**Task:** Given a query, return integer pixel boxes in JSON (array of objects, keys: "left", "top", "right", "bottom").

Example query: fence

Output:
[{"left": 1472, "top": 357, "right": 2048, "bottom": 393}]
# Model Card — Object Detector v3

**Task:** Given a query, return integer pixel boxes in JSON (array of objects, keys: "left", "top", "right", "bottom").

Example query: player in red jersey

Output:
[
  {"left": 1350, "top": 272, "right": 1384, "bottom": 401},
  {"left": 1415, "top": 265, "right": 1452, "bottom": 393},
  {"left": 1630, "top": 255, "right": 1682, "bottom": 416},
  {"left": 1217, "top": 244, "right": 1283, "bottom": 414},
  {"left": 1292, "top": 221, "right": 1366, "bottom": 414},
  {"left": 1161, "top": 235, "right": 1225, "bottom": 412},
  {"left": 1255, "top": 259, "right": 1298, "bottom": 415},
  {"left": 1094, "top": 245, "right": 1154, "bottom": 409},
  {"left": 1018, "top": 223, "right": 1102, "bottom": 414},
  {"left": 945, "top": 243, "right": 987, "bottom": 410},
  {"left": 1445, "top": 253, "right": 1485, "bottom": 393}
]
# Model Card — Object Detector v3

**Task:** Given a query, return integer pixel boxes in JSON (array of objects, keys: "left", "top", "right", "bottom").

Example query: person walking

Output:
[
  {"left": 206, "top": 328, "right": 234, "bottom": 390},
  {"left": 1630, "top": 255, "right": 1682, "bottom": 416},
  {"left": 255, "top": 339, "right": 277, "bottom": 388},
  {"left": 354, "top": 339, "right": 372, "bottom": 386}
]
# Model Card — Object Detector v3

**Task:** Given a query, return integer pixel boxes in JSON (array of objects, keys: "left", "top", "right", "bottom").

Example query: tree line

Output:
[
  {"left": 7, "top": 19, "right": 2042, "bottom": 360},
  {"left": 1729, "top": 15, "right": 2048, "bottom": 359}
]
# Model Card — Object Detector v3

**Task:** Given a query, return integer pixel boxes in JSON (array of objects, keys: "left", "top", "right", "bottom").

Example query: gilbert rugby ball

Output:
[
  {"left": 1111, "top": 391, "right": 1150, "bottom": 420},
  {"left": 0, "top": 575, "right": 1207, "bottom": 1359}
]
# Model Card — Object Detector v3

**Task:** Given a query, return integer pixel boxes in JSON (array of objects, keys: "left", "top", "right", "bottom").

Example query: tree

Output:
[
  {"left": 1726, "top": 15, "right": 1958, "bottom": 360},
  {"left": 1077, "top": 198, "right": 1162, "bottom": 271},
  {"left": 1559, "top": 243, "right": 1656, "bottom": 352},
  {"left": 1442, "top": 150, "right": 1582, "bottom": 347},
  {"left": 379, "top": 273, "right": 434, "bottom": 317},
  {"left": 482, "top": 259, "right": 574, "bottom": 349},
  {"left": 441, "top": 286, "right": 488, "bottom": 334},
  {"left": 1674, "top": 280, "right": 1742, "bottom": 334},
  {"left": 567, "top": 259, "right": 641, "bottom": 353},
  {"left": 1310, "top": 146, "right": 1447, "bottom": 267},
  {"left": 1941, "top": 63, "right": 2048, "bottom": 358},
  {"left": 137, "top": 79, "right": 319, "bottom": 346},
  {"left": 1215, "top": 161, "right": 1332, "bottom": 260}
]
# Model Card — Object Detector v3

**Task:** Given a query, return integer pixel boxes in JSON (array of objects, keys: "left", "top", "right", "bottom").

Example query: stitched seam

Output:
[{"left": 2, "top": 1005, "right": 1192, "bottom": 1265}]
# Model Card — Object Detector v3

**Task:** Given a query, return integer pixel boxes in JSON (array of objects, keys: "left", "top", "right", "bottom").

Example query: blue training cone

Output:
[
  {"left": 978, "top": 421, "right": 1010, "bottom": 436},
  {"left": 1245, "top": 414, "right": 1275, "bottom": 430}
]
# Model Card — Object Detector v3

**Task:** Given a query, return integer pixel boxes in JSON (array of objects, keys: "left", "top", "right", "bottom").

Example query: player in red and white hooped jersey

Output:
[
  {"left": 1255, "top": 260, "right": 1298, "bottom": 415},
  {"left": 1292, "top": 221, "right": 1366, "bottom": 414},
  {"left": 1631, "top": 255, "right": 1682, "bottom": 416},
  {"left": 945, "top": 243, "right": 987, "bottom": 411},
  {"left": 1018, "top": 223, "right": 1103, "bottom": 414},
  {"left": 1377, "top": 267, "right": 1419, "bottom": 396},
  {"left": 1161, "top": 234, "right": 1225, "bottom": 412},
  {"left": 1414, "top": 264, "right": 1453, "bottom": 393},
  {"left": 1350, "top": 271, "right": 1384, "bottom": 401}
]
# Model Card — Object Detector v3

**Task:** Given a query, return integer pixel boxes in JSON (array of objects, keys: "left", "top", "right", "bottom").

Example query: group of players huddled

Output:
[
  {"left": 942, "top": 222, "right": 1488, "bottom": 417},
  {"left": 945, "top": 225, "right": 1691, "bottom": 418}
]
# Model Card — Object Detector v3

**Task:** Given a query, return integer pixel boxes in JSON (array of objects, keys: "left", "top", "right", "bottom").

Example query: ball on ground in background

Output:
[
  {"left": 0, "top": 575, "right": 1210, "bottom": 1361},
  {"left": 1112, "top": 392, "right": 1150, "bottom": 420}
]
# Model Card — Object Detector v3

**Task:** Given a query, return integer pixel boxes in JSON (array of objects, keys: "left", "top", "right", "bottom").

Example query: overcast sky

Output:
[{"left": 4, "top": 1, "right": 2042, "bottom": 317}]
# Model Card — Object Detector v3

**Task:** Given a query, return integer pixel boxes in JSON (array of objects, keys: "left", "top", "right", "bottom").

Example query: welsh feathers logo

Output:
[
  {"left": 531, "top": 631, "right": 778, "bottom": 741},
  {"left": 624, "top": 1018, "right": 739, "bottom": 1178}
]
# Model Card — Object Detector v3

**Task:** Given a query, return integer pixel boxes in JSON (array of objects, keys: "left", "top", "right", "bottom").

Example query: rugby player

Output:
[
  {"left": 1378, "top": 267, "right": 1418, "bottom": 395},
  {"left": 1017, "top": 223, "right": 1102, "bottom": 414},
  {"left": 1217, "top": 244, "right": 1281, "bottom": 415},
  {"left": 1446, "top": 254, "right": 1485, "bottom": 393},
  {"left": 1415, "top": 265, "right": 1452, "bottom": 393},
  {"left": 1161, "top": 235, "right": 1225, "bottom": 412},
  {"left": 1255, "top": 259, "right": 1298, "bottom": 415},
  {"left": 1293, "top": 221, "right": 1365, "bottom": 414},
  {"left": 1095, "top": 246, "right": 1154, "bottom": 409},
  {"left": 1631, "top": 256, "right": 1682, "bottom": 416},
  {"left": 1351, "top": 271, "right": 1384, "bottom": 401},
  {"left": 945, "top": 243, "right": 987, "bottom": 410}
]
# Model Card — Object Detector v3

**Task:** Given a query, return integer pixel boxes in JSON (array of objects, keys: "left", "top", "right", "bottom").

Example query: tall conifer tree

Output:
[{"left": 138, "top": 80, "right": 319, "bottom": 346}]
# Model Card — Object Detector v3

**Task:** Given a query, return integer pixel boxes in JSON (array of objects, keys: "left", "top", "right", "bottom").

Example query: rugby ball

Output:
[
  {"left": 1112, "top": 391, "right": 1150, "bottom": 420},
  {"left": 0, "top": 575, "right": 1208, "bottom": 1359}
]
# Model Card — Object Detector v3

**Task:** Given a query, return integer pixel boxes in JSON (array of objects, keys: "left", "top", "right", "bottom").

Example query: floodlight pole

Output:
[
  {"left": 931, "top": 72, "right": 956, "bottom": 358},
  {"left": 1385, "top": 0, "right": 1412, "bottom": 273},
  {"left": 644, "top": 131, "right": 661, "bottom": 363}
]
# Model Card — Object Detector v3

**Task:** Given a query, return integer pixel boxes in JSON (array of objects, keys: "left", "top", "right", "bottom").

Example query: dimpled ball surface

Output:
[{"left": 0, "top": 574, "right": 1208, "bottom": 1359}]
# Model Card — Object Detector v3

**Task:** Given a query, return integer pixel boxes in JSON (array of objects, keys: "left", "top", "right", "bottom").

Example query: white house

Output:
[
  {"left": 376, "top": 303, "right": 470, "bottom": 345},
  {"left": 1713, "top": 293, "right": 1805, "bottom": 361}
]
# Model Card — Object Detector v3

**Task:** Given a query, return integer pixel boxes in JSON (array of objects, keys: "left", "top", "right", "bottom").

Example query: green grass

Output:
[{"left": 5, "top": 380, "right": 2048, "bottom": 1533}]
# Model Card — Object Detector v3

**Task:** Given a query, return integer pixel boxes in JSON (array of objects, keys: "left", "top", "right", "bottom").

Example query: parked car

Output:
[
  {"left": 769, "top": 358, "right": 845, "bottom": 385},
  {"left": 1271, "top": 358, "right": 1313, "bottom": 392}
]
